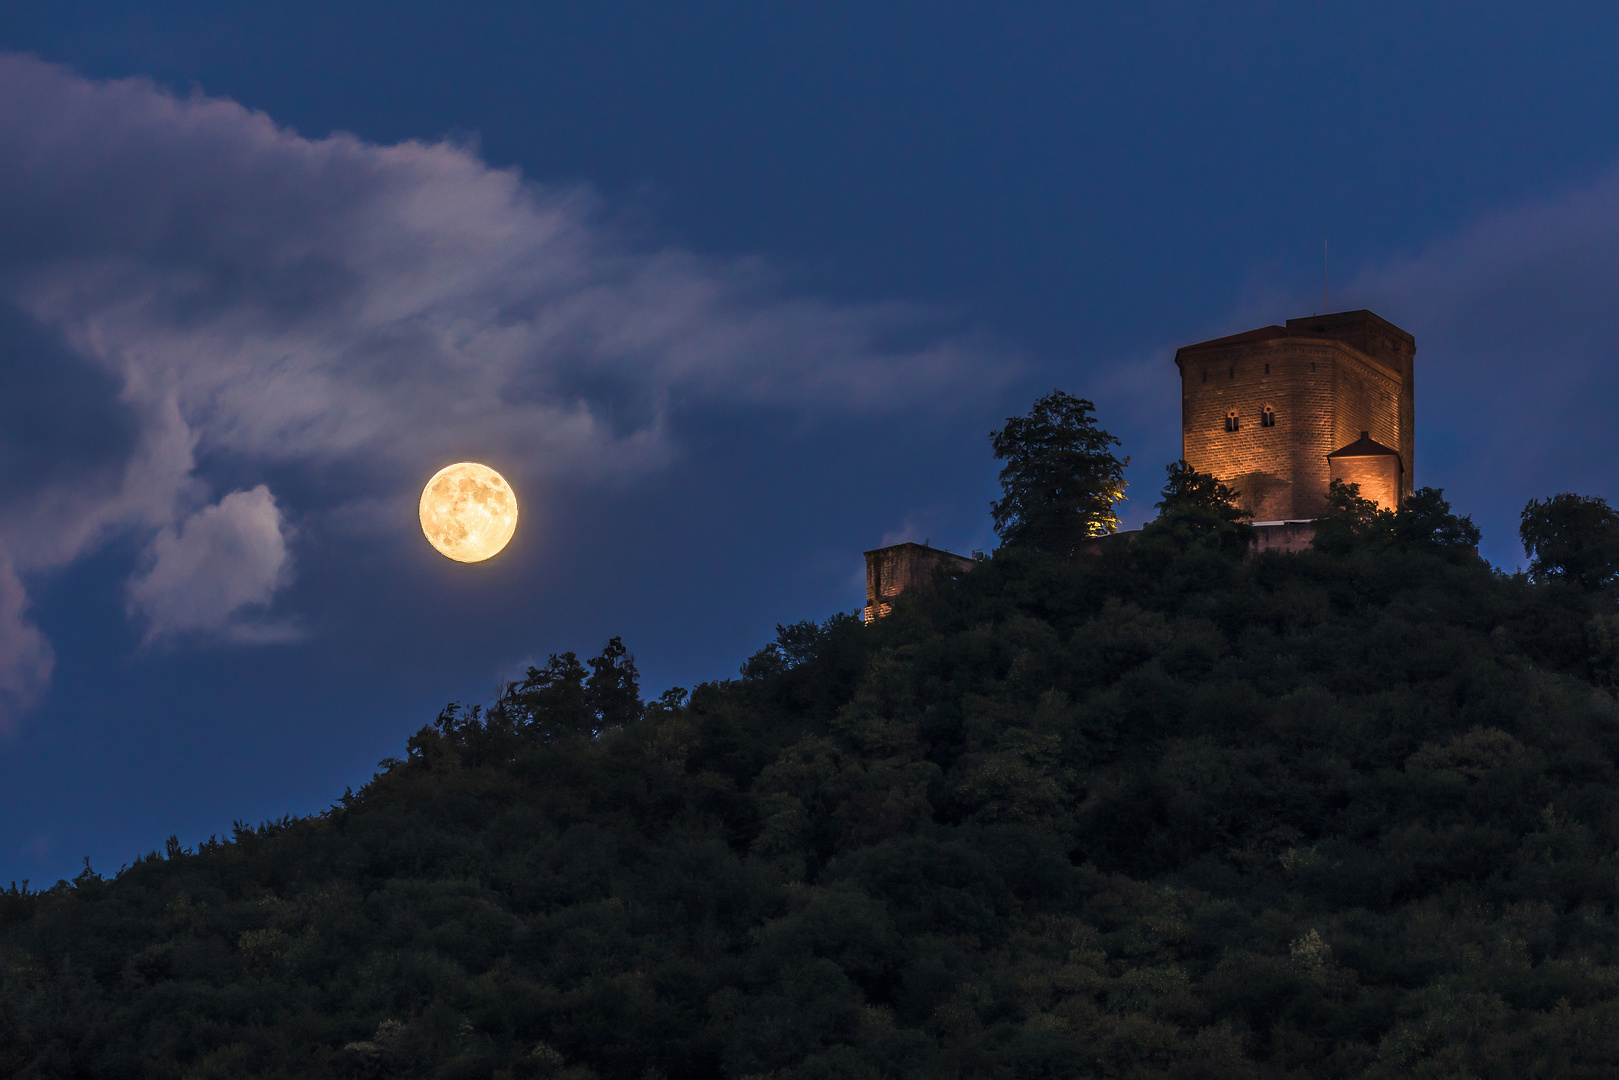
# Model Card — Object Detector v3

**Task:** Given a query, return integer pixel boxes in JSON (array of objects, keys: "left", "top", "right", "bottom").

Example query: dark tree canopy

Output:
[
  {"left": 989, "top": 390, "right": 1128, "bottom": 555},
  {"left": 1313, "top": 479, "right": 1480, "bottom": 560},
  {"left": 486, "top": 636, "right": 642, "bottom": 743},
  {"left": 1521, "top": 492, "right": 1619, "bottom": 590},
  {"left": 1393, "top": 485, "right": 1484, "bottom": 554},
  {"left": 1153, "top": 460, "right": 1248, "bottom": 523},
  {"left": 1143, "top": 459, "right": 1252, "bottom": 550},
  {"left": 1310, "top": 478, "right": 1394, "bottom": 554},
  {"left": 18, "top": 477, "right": 1619, "bottom": 1078}
]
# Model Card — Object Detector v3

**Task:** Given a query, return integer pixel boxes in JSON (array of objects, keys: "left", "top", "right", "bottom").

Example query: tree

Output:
[
  {"left": 497, "top": 636, "right": 642, "bottom": 741},
  {"left": 989, "top": 390, "right": 1128, "bottom": 556},
  {"left": 1392, "top": 486, "right": 1481, "bottom": 557},
  {"left": 1520, "top": 492, "right": 1619, "bottom": 590},
  {"left": 586, "top": 635, "right": 643, "bottom": 728},
  {"left": 1314, "top": 481, "right": 1480, "bottom": 559},
  {"left": 1310, "top": 478, "right": 1394, "bottom": 554},
  {"left": 1145, "top": 460, "right": 1251, "bottom": 549}
]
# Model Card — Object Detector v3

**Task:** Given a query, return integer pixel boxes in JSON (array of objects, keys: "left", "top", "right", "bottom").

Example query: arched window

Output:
[
  {"left": 1261, "top": 405, "right": 1276, "bottom": 427},
  {"left": 1225, "top": 410, "right": 1239, "bottom": 433}
]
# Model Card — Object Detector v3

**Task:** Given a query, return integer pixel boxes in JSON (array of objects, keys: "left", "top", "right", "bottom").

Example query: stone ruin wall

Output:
[{"left": 863, "top": 543, "right": 977, "bottom": 621}]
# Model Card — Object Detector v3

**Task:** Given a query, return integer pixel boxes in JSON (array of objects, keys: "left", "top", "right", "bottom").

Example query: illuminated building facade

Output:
[{"left": 1174, "top": 309, "right": 1414, "bottom": 521}]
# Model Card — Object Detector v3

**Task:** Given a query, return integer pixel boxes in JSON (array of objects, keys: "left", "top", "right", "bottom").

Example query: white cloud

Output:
[
  {"left": 127, "top": 486, "right": 294, "bottom": 645},
  {"left": 0, "top": 54, "right": 990, "bottom": 493},
  {"left": 0, "top": 560, "right": 53, "bottom": 729},
  {"left": 0, "top": 54, "right": 1008, "bottom": 722}
]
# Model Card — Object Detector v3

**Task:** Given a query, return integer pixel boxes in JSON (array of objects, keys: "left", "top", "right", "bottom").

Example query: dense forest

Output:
[{"left": 8, "top": 397, "right": 1619, "bottom": 1078}]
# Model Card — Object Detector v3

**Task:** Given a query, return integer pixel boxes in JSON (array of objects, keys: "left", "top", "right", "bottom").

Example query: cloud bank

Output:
[
  {"left": 0, "top": 54, "right": 997, "bottom": 726},
  {"left": 1346, "top": 171, "right": 1619, "bottom": 562}
]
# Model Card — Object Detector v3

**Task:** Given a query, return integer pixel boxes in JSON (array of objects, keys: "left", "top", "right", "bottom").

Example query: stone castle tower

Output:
[{"left": 1174, "top": 309, "right": 1414, "bottom": 520}]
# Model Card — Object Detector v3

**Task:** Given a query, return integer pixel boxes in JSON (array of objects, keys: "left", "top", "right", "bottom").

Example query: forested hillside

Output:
[
  {"left": 8, "top": 385, "right": 1619, "bottom": 1080},
  {"left": 7, "top": 473, "right": 1619, "bottom": 1079}
]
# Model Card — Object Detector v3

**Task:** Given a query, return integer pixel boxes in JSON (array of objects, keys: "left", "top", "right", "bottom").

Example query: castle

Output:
[
  {"left": 1176, "top": 309, "right": 1413, "bottom": 521},
  {"left": 864, "top": 308, "right": 1414, "bottom": 615}
]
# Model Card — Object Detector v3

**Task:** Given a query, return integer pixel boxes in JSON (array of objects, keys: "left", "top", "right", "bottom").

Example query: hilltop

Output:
[{"left": 6, "top": 479, "right": 1619, "bottom": 1079}]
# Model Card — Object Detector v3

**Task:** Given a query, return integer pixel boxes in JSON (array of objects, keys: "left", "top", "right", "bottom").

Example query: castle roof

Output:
[
  {"left": 1177, "top": 324, "right": 1303, "bottom": 351},
  {"left": 1172, "top": 323, "right": 1347, "bottom": 369},
  {"left": 1174, "top": 310, "right": 1415, "bottom": 375},
  {"left": 1327, "top": 432, "right": 1401, "bottom": 459}
]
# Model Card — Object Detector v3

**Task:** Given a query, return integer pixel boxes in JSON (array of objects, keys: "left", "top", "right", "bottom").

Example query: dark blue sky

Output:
[{"left": 4, "top": 2, "right": 1619, "bottom": 884}]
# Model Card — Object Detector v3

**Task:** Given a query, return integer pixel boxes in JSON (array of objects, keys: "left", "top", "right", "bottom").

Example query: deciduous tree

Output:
[
  {"left": 1521, "top": 492, "right": 1619, "bottom": 590},
  {"left": 1145, "top": 459, "right": 1251, "bottom": 550},
  {"left": 989, "top": 390, "right": 1128, "bottom": 556}
]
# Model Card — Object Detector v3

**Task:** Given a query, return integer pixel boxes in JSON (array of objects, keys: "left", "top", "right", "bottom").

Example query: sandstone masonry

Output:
[{"left": 1175, "top": 309, "right": 1414, "bottom": 520}]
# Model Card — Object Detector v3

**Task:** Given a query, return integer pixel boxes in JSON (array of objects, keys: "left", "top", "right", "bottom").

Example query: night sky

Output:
[{"left": 3, "top": 2, "right": 1619, "bottom": 885}]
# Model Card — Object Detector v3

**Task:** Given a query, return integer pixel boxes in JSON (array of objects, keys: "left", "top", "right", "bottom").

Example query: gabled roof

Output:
[{"left": 1327, "top": 432, "right": 1400, "bottom": 459}]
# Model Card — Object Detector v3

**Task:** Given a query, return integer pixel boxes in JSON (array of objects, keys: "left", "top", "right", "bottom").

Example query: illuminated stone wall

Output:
[
  {"left": 1288, "top": 312, "right": 1417, "bottom": 487},
  {"left": 1175, "top": 310, "right": 1414, "bottom": 519},
  {"left": 863, "top": 543, "right": 976, "bottom": 620},
  {"left": 1329, "top": 443, "right": 1403, "bottom": 510}
]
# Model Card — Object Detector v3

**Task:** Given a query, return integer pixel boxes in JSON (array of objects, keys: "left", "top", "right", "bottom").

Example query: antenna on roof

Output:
[{"left": 1323, "top": 233, "right": 1329, "bottom": 314}]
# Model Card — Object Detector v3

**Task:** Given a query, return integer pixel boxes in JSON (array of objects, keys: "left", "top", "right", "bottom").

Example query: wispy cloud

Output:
[
  {"left": 0, "top": 559, "right": 53, "bottom": 727},
  {"left": 0, "top": 54, "right": 1008, "bottom": 725},
  {"left": 1344, "top": 169, "right": 1619, "bottom": 560},
  {"left": 126, "top": 485, "right": 296, "bottom": 645},
  {"left": 1125, "top": 170, "right": 1619, "bottom": 561}
]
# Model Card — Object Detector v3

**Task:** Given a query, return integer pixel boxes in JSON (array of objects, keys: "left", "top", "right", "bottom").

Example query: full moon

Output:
[{"left": 419, "top": 462, "right": 519, "bottom": 563}]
